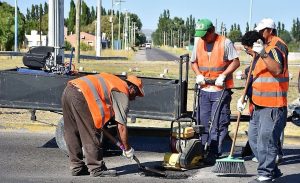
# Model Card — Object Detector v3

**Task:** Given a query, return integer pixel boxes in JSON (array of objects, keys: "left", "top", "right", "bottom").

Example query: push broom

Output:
[{"left": 212, "top": 59, "right": 255, "bottom": 174}]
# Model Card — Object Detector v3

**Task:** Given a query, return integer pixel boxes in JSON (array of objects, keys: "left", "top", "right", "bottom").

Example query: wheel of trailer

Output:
[{"left": 55, "top": 117, "right": 69, "bottom": 156}]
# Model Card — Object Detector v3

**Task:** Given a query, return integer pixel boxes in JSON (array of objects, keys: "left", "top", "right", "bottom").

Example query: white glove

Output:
[
  {"left": 215, "top": 74, "right": 226, "bottom": 86},
  {"left": 196, "top": 74, "right": 205, "bottom": 85},
  {"left": 235, "top": 70, "right": 243, "bottom": 80},
  {"left": 237, "top": 96, "right": 247, "bottom": 113},
  {"left": 123, "top": 147, "right": 135, "bottom": 159},
  {"left": 252, "top": 39, "right": 264, "bottom": 55}
]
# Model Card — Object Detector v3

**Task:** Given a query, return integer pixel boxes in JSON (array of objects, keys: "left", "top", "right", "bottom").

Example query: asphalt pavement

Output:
[{"left": 0, "top": 129, "right": 300, "bottom": 183}]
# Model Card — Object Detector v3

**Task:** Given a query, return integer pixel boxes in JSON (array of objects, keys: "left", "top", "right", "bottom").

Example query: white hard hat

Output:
[{"left": 255, "top": 18, "right": 276, "bottom": 31}]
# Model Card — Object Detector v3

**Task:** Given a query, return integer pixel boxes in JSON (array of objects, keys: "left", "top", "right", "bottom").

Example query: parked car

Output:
[{"left": 145, "top": 43, "right": 151, "bottom": 49}]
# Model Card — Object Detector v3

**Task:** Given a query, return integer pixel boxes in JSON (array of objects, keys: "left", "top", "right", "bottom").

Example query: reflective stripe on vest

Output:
[
  {"left": 252, "top": 45, "right": 289, "bottom": 107},
  {"left": 198, "top": 66, "right": 227, "bottom": 72},
  {"left": 93, "top": 75, "right": 113, "bottom": 117},
  {"left": 196, "top": 35, "right": 234, "bottom": 89},
  {"left": 69, "top": 73, "right": 129, "bottom": 129},
  {"left": 252, "top": 90, "right": 287, "bottom": 97},
  {"left": 79, "top": 77, "right": 108, "bottom": 127}
]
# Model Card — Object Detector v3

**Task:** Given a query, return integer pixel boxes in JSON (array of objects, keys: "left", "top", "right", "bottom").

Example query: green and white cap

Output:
[{"left": 195, "top": 19, "right": 213, "bottom": 38}]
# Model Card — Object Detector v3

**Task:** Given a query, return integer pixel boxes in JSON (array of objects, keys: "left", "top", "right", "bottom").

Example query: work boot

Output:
[
  {"left": 91, "top": 169, "right": 117, "bottom": 177},
  {"left": 71, "top": 166, "right": 90, "bottom": 176},
  {"left": 203, "top": 153, "right": 217, "bottom": 166},
  {"left": 90, "top": 165, "right": 117, "bottom": 177}
]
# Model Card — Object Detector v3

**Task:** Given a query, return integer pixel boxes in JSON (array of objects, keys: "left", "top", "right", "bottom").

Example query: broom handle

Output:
[{"left": 229, "top": 59, "right": 254, "bottom": 157}]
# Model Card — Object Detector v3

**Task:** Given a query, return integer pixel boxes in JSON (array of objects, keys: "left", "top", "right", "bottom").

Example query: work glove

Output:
[
  {"left": 123, "top": 147, "right": 135, "bottom": 160},
  {"left": 237, "top": 96, "right": 248, "bottom": 113},
  {"left": 215, "top": 74, "right": 226, "bottom": 86},
  {"left": 252, "top": 39, "right": 265, "bottom": 55},
  {"left": 235, "top": 70, "right": 243, "bottom": 80},
  {"left": 196, "top": 74, "right": 205, "bottom": 85}
]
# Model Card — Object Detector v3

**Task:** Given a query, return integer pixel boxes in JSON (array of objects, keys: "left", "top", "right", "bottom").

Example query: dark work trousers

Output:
[
  {"left": 248, "top": 106, "right": 287, "bottom": 178},
  {"left": 196, "top": 89, "right": 232, "bottom": 155},
  {"left": 62, "top": 84, "right": 105, "bottom": 173}
]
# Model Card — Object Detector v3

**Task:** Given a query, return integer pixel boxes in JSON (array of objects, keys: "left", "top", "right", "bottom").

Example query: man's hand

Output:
[
  {"left": 237, "top": 96, "right": 247, "bottom": 113},
  {"left": 196, "top": 74, "right": 205, "bottom": 85},
  {"left": 252, "top": 39, "right": 265, "bottom": 55},
  {"left": 123, "top": 147, "right": 135, "bottom": 160},
  {"left": 215, "top": 74, "right": 226, "bottom": 86}
]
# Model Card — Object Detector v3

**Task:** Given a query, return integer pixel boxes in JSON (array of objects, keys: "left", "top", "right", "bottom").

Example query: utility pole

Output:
[
  {"left": 133, "top": 22, "right": 136, "bottom": 46},
  {"left": 115, "top": 0, "right": 125, "bottom": 50},
  {"left": 124, "top": 10, "right": 128, "bottom": 50},
  {"left": 110, "top": 0, "right": 114, "bottom": 50},
  {"left": 96, "top": 0, "right": 102, "bottom": 56},
  {"left": 75, "top": 0, "right": 81, "bottom": 63},
  {"left": 249, "top": 0, "right": 253, "bottom": 30},
  {"left": 14, "top": 0, "right": 18, "bottom": 52}
]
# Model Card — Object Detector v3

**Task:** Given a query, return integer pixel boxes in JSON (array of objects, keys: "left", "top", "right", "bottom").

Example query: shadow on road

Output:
[{"left": 276, "top": 173, "right": 300, "bottom": 182}]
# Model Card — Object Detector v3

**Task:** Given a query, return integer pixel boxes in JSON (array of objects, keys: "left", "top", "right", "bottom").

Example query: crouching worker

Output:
[{"left": 62, "top": 73, "right": 144, "bottom": 177}]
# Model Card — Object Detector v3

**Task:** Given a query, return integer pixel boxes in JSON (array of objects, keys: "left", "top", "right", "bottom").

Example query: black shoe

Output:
[
  {"left": 248, "top": 178, "right": 273, "bottom": 183},
  {"left": 272, "top": 169, "right": 283, "bottom": 179},
  {"left": 91, "top": 169, "right": 117, "bottom": 177},
  {"left": 203, "top": 154, "right": 217, "bottom": 166},
  {"left": 71, "top": 166, "right": 90, "bottom": 176}
]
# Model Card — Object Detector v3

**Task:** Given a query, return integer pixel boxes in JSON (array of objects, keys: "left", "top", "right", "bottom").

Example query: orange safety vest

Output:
[
  {"left": 196, "top": 35, "right": 234, "bottom": 89},
  {"left": 69, "top": 73, "right": 129, "bottom": 129},
  {"left": 252, "top": 46, "right": 289, "bottom": 107},
  {"left": 269, "top": 35, "right": 288, "bottom": 59}
]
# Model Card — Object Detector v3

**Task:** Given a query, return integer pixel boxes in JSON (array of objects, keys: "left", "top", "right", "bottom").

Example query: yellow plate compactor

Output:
[{"left": 163, "top": 123, "right": 205, "bottom": 170}]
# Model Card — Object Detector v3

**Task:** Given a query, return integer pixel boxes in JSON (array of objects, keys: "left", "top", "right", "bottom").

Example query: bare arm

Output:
[
  {"left": 191, "top": 62, "right": 201, "bottom": 75},
  {"left": 117, "top": 122, "right": 130, "bottom": 150},
  {"left": 261, "top": 55, "right": 282, "bottom": 76},
  {"left": 222, "top": 58, "right": 240, "bottom": 76}
]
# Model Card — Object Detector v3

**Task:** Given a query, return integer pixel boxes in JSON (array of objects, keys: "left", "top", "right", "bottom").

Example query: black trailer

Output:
[{"left": 0, "top": 52, "right": 193, "bottom": 152}]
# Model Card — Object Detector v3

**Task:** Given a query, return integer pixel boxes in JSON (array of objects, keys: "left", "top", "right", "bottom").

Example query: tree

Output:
[
  {"left": 44, "top": 2, "right": 48, "bottom": 14},
  {"left": 91, "top": 6, "right": 96, "bottom": 22},
  {"left": 246, "top": 22, "right": 249, "bottom": 32},
  {"left": 67, "top": 0, "right": 76, "bottom": 34},
  {"left": 291, "top": 18, "right": 300, "bottom": 42},
  {"left": 81, "top": 1, "right": 91, "bottom": 26},
  {"left": 30, "top": 5, "right": 35, "bottom": 20},
  {"left": 0, "top": 2, "right": 25, "bottom": 50}
]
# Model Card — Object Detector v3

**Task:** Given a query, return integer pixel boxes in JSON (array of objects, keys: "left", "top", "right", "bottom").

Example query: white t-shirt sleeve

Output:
[
  {"left": 190, "top": 37, "right": 200, "bottom": 63},
  {"left": 224, "top": 38, "right": 239, "bottom": 61}
]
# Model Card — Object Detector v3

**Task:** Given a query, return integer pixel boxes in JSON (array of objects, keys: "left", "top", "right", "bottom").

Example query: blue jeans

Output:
[
  {"left": 196, "top": 89, "right": 232, "bottom": 155},
  {"left": 248, "top": 106, "right": 287, "bottom": 178}
]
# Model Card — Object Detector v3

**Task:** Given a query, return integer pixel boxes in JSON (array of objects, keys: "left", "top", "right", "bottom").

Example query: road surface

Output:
[{"left": 0, "top": 130, "right": 300, "bottom": 183}]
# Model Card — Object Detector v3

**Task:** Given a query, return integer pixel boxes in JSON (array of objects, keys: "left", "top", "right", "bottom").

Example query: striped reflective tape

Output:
[{"left": 80, "top": 77, "right": 105, "bottom": 123}]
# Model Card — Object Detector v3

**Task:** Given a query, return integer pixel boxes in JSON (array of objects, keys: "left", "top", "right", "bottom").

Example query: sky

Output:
[{"left": 4, "top": 0, "right": 300, "bottom": 33}]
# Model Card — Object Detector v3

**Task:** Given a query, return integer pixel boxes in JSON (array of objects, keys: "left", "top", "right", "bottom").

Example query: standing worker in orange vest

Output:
[
  {"left": 240, "top": 18, "right": 288, "bottom": 164},
  {"left": 240, "top": 31, "right": 288, "bottom": 183},
  {"left": 61, "top": 73, "right": 144, "bottom": 177},
  {"left": 255, "top": 18, "right": 288, "bottom": 164},
  {"left": 191, "top": 18, "right": 240, "bottom": 165}
]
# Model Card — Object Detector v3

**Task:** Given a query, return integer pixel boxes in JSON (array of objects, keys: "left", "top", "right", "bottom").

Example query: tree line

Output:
[
  {"left": 0, "top": 1, "right": 299, "bottom": 51},
  {"left": 152, "top": 9, "right": 300, "bottom": 52},
  {"left": 0, "top": 0, "right": 146, "bottom": 51}
]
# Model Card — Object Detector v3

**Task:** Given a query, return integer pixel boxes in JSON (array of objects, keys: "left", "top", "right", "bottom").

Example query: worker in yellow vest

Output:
[
  {"left": 239, "top": 31, "right": 288, "bottom": 183},
  {"left": 62, "top": 73, "right": 144, "bottom": 177}
]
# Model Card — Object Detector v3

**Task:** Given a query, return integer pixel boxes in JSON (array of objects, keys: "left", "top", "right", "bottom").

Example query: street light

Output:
[
  {"left": 110, "top": 0, "right": 114, "bottom": 50},
  {"left": 249, "top": 0, "right": 253, "bottom": 30},
  {"left": 14, "top": 0, "right": 18, "bottom": 52}
]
